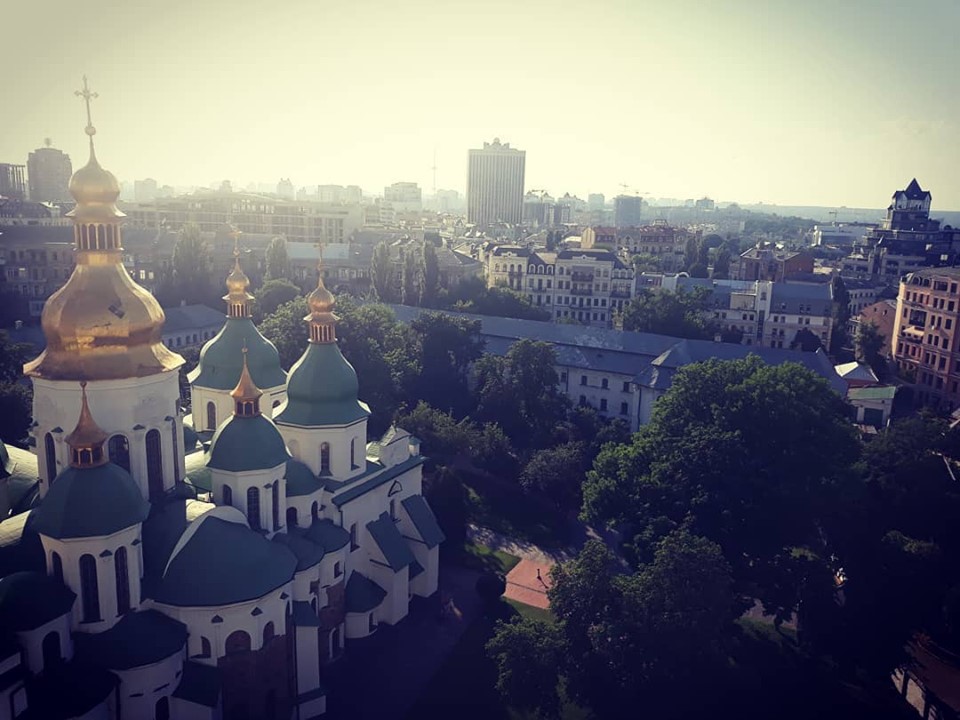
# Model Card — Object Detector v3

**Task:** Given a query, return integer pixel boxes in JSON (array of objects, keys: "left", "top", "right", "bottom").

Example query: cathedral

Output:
[{"left": 0, "top": 82, "right": 443, "bottom": 720}]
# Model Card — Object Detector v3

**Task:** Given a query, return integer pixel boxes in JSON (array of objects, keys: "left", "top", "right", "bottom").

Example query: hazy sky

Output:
[{"left": 4, "top": 0, "right": 959, "bottom": 209}]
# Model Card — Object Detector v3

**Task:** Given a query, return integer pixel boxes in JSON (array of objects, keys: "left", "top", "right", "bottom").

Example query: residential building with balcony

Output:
[
  {"left": 553, "top": 249, "right": 632, "bottom": 327},
  {"left": 732, "top": 244, "right": 814, "bottom": 282},
  {"left": 892, "top": 267, "right": 960, "bottom": 410},
  {"left": 484, "top": 245, "right": 529, "bottom": 291}
]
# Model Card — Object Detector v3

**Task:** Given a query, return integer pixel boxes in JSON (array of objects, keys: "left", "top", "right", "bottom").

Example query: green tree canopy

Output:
[
  {"left": 256, "top": 278, "right": 301, "bottom": 318},
  {"left": 0, "top": 383, "right": 31, "bottom": 445},
  {"left": 409, "top": 312, "right": 484, "bottom": 416},
  {"left": 264, "top": 236, "right": 290, "bottom": 280},
  {"left": 258, "top": 298, "right": 308, "bottom": 369},
  {"left": 621, "top": 288, "right": 714, "bottom": 339},
  {"left": 167, "top": 223, "right": 214, "bottom": 306},
  {"left": 371, "top": 241, "right": 395, "bottom": 302},
  {"left": 486, "top": 617, "right": 566, "bottom": 717}
]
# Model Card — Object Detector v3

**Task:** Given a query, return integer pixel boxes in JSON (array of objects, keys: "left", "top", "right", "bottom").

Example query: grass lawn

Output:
[
  {"left": 505, "top": 598, "right": 554, "bottom": 625},
  {"left": 446, "top": 540, "right": 520, "bottom": 575},
  {"left": 462, "top": 473, "right": 567, "bottom": 549}
]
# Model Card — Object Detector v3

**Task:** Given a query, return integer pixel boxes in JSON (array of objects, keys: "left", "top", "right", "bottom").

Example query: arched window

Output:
[
  {"left": 225, "top": 630, "right": 250, "bottom": 655},
  {"left": 206, "top": 402, "right": 217, "bottom": 431},
  {"left": 79, "top": 554, "right": 100, "bottom": 622},
  {"left": 311, "top": 501, "right": 318, "bottom": 521},
  {"left": 42, "top": 631, "right": 61, "bottom": 670},
  {"left": 200, "top": 636, "right": 211, "bottom": 658},
  {"left": 44, "top": 433, "right": 57, "bottom": 484},
  {"left": 108, "top": 435, "right": 130, "bottom": 472},
  {"left": 286, "top": 507, "right": 298, "bottom": 527},
  {"left": 263, "top": 622, "right": 275, "bottom": 646},
  {"left": 222, "top": 485, "right": 232, "bottom": 507},
  {"left": 170, "top": 423, "right": 179, "bottom": 484},
  {"left": 51, "top": 552, "right": 63, "bottom": 585},
  {"left": 146, "top": 429, "right": 164, "bottom": 502},
  {"left": 320, "top": 443, "right": 330, "bottom": 475},
  {"left": 350, "top": 438, "right": 357, "bottom": 469},
  {"left": 115, "top": 547, "right": 130, "bottom": 615},
  {"left": 155, "top": 696, "right": 170, "bottom": 720},
  {"left": 272, "top": 482, "right": 280, "bottom": 531},
  {"left": 247, "top": 487, "right": 261, "bottom": 530}
]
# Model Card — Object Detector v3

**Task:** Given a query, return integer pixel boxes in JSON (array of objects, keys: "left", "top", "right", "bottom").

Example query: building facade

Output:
[
  {"left": 26, "top": 142, "right": 73, "bottom": 203},
  {"left": 614, "top": 195, "right": 643, "bottom": 228},
  {"left": 467, "top": 139, "right": 525, "bottom": 226},
  {"left": 0, "top": 164, "right": 26, "bottom": 200},
  {"left": 383, "top": 182, "right": 422, "bottom": 213},
  {"left": 892, "top": 266, "right": 960, "bottom": 410},
  {"left": 732, "top": 245, "right": 814, "bottom": 282}
]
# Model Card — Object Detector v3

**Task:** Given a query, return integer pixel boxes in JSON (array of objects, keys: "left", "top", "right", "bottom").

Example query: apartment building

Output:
[
  {"left": 732, "top": 245, "right": 814, "bottom": 281},
  {"left": 892, "top": 267, "right": 960, "bottom": 410}
]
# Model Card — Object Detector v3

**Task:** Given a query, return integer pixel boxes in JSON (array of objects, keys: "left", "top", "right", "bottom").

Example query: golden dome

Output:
[
  {"left": 307, "top": 274, "right": 335, "bottom": 315},
  {"left": 23, "top": 82, "right": 183, "bottom": 382},
  {"left": 225, "top": 257, "right": 251, "bottom": 297},
  {"left": 230, "top": 348, "right": 262, "bottom": 403},
  {"left": 65, "top": 382, "right": 108, "bottom": 467}
]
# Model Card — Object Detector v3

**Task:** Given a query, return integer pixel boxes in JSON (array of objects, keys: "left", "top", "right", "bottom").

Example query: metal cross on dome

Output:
[{"left": 75, "top": 76, "right": 99, "bottom": 136}]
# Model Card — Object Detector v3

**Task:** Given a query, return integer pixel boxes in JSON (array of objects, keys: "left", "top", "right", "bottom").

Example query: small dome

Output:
[
  {"left": 207, "top": 414, "right": 290, "bottom": 472},
  {"left": 31, "top": 463, "right": 150, "bottom": 540},
  {"left": 225, "top": 259, "right": 251, "bottom": 297},
  {"left": 188, "top": 318, "right": 287, "bottom": 391},
  {"left": 307, "top": 280, "right": 335, "bottom": 315},
  {"left": 284, "top": 458, "right": 323, "bottom": 497},
  {"left": 0, "top": 571, "right": 76, "bottom": 631},
  {"left": 69, "top": 150, "right": 120, "bottom": 207},
  {"left": 274, "top": 343, "right": 370, "bottom": 428}
]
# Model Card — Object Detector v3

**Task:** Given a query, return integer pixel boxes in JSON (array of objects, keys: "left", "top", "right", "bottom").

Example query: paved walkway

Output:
[{"left": 504, "top": 558, "right": 553, "bottom": 609}]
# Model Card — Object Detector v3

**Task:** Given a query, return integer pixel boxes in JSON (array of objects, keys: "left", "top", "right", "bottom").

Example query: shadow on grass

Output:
[{"left": 444, "top": 540, "right": 521, "bottom": 575}]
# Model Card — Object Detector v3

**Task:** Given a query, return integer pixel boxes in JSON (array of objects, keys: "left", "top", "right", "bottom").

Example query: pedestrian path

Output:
[{"left": 504, "top": 558, "right": 553, "bottom": 609}]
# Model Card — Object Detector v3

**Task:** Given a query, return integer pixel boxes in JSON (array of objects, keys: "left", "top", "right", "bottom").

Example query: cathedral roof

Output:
[
  {"left": 284, "top": 459, "right": 323, "bottom": 497},
  {"left": 271, "top": 531, "right": 325, "bottom": 571},
  {"left": 366, "top": 513, "right": 415, "bottom": 572},
  {"left": 401, "top": 495, "right": 445, "bottom": 549},
  {"left": 899, "top": 178, "right": 931, "bottom": 201},
  {"left": 0, "top": 571, "right": 75, "bottom": 631},
  {"left": 345, "top": 572, "right": 386, "bottom": 614},
  {"left": 207, "top": 413, "right": 290, "bottom": 472},
  {"left": 74, "top": 610, "right": 187, "bottom": 670},
  {"left": 31, "top": 463, "right": 149, "bottom": 540},
  {"left": 155, "top": 515, "right": 296, "bottom": 607},
  {"left": 274, "top": 342, "right": 370, "bottom": 428},
  {"left": 304, "top": 519, "right": 351, "bottom": 553},
  {"left": 188, "top": 316, "right": 287, "bottom": 391}
]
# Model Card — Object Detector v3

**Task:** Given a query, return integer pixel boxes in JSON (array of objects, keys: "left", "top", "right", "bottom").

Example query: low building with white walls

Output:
[{"left": 0, "top": 97, "right": 443, "bottom": 720}]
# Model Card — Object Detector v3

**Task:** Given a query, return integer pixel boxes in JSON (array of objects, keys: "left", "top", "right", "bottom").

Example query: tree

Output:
[
  {"left": 409, "top": 313, "right": 483, "bottom": 416},
  {"left": 855, "top": 320, "right": 887, "bottom": 380},
  {"left": 394, "top": 402, "right": 475, "bottom": 462},
  {"left": 256, "top": 278, "right": 301, "bottom": 318},
  {"left": 712, "top": 248, "right": 731, "bottom": 279},
  {"left": 258, "top": 298, "right": 308, "bottom": 369},
  {"left": 683, "top": 235, "right": 699, "bottom": 270},
  {"left": 423, "top": 466, "right": 469, "bottom": 545},
  {"left": 401, "top": 247, "right": 422, "bottom": 306},
  {"left": 0, "top": 383, "right": 31, "bottom": 445},
  {"left": 0, "top": 291, "right": 30, "bottom": 328},
  {"left": 621, "top": 288, "right": 714, "bottom": 339},
  {"left": 0, "top": 331, "right": 31, "bottom": 384},
  {"left": 790, "top": 327, "right": 823, "bottom": 352},
  {"left": 582, "top": 356, "right": 859, "bottom": 623},
  {"left": 422, "top": 242, "right": 440, "bottom": 307},
  {"left": 167, "top": 223, "right": 214, "bottom": 306},
  {"left": 476, "top": 572, "right": 507, "bottom": 608},
  {"left": 831, "top": 275, "right": 851, "bottom": 352},
  {"left": 520, "top": 441, "right": 589, "bottom": 514},
  {"left": 486, "top": 617, "right": 565, "bottom": 717},
  {"left": 687, "top": 262, "right": 709, "bottom": 278},
  {"left": 370, "top": 241, "right": 394, "bottom": 302},
  {"left": 264, "top": 236, "right": 290, "bottom": 281}
]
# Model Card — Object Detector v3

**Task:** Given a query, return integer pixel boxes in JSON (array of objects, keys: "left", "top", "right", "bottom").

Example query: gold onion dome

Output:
[
  {"left": 23, "top": 78, "right": 183, "bottom": 382},
  {"left": 65, "top": 382, "right": 108, "bottom": 467},
  {"left": 307, "top": 275, "right": 335, "bottom": 315},
  {"left": 230, "top": 347, "right": 263, "bottom": 407}
]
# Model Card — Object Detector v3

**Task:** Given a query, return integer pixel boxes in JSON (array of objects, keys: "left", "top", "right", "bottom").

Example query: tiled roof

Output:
[
  {"left": 345, "top": 572, "right": 386, "bottom": 613},
  {"left": 162, "top": 304, "right": 225, "bottom": 334},
  {"left": 401, "top": 495, "right": 445, "bottom": 549},
  {"left": 366, "top": 513, "right": 415, "bottom": 571},
  {"left": 74, "top": 610, "right": 187, "bottom": 670},
  {"left": 848, "top": 385, "right": 898, "bottom": 401}
]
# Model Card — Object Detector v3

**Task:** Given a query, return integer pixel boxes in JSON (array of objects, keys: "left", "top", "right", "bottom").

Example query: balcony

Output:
[
  {"left": 571, "top": 271, "right": 594, "bottom": 282},
  {"left": 610, "top": 289, "right": 631, "bottom": 299},
  {"left": 570, "top": 287, "right": 594, "bottom": 296}
]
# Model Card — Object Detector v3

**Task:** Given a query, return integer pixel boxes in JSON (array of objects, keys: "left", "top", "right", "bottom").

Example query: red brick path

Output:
[{"left": 504, "top": 558, "right": 554, "bottom": 610}]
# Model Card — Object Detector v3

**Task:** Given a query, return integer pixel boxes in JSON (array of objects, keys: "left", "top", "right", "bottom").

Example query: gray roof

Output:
[
  {"left": 173, "top": 662, "right": 221, "bottom": 708},
  {"left": 770, "top": 282, "right": 833, "bottom": 315},
  {"left": 162, "top": 304, "right": 225, "bottom": 334},
  {"left": 305, "top": 519, "right": 351, "bottom": 552},
  {"left": 638, "top": 342, "right": 846, "bottom": 394},
  {"left": 401, "top": 495, "right": 445, "bottom": 549},
  {"left": 74, "top": 610, "right": 187, "bottom": 670},
  {"left": 345, "top": 572, "right": 386, "bottom": 613},
  {"left": 366, "top": 512, "right": 415, "bottom": 571}
]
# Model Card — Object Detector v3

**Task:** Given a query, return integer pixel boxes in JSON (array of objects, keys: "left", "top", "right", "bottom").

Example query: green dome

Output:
[
  {"left": 274, "top": 343, "right": 370, "bottom": 428},
  {"left": 32, "top": 463, "right": 150, "bottom": 540},
  {"left": 187, "top": 317, "right": 287, "bottom": 391},
  {"left": 0, "top": 571, "right": 75, "bottom": 630},
  {"left": 207, "top": 414, "right": 290, "bottom": 472},
  {"left": 284, "top": 459, "right": 323, "bottom": 497}
]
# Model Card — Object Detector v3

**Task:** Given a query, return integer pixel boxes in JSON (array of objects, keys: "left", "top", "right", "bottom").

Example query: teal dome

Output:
[
  {"left": 32, "top": 463, "right": 150, "bottom": 540},
  {"left": 207, "top": 414, "right": 290, "bottom": 472},
  {"left": 274, "top": 343, "right": 370, "bottom": 428},
  {"left": 0, "top": 571, "right": 75, "bottom": 630},
  {"left": 187, "top": 317, "right": 287, "bottom": 391},
  {"left": 284, "top": 459, "right": 323, "bottom": 497}
]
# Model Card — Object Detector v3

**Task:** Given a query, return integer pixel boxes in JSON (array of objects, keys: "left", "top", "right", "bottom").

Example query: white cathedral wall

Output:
[
  {"left": 16, "top": 613, "right": 73, "bottom": 675},
  {"left": 191, "top": 384, "right": 286, "bottom": 433},
  {"left": 295, "top": 626, "right": 321, "bottom": 697},
  {"left": 113, "top": 648, "right": 184, "bottom": 720},
  {"left": 40, "top": 524, "right": 143, "bottom": 633},
  {"left": 209, "top": 466, "right": 286, "bottom": 535},
  {"left": 292, "top": 566, "right": 320, "bottom": 605},
  {"left": 170, "top": 696, "right": 217, "bottom": 720},
  {"left": 31, "top": 372, "right": 182, "bottom": 500},
  {"left": 277, "top": 419, "right": 368, "bottom": 480},
  {"left": 285, "top": 490, "right": 324, "bottom": 530},
  {"left": 151, "top": 583, "right": 292, "bottom": 665}
]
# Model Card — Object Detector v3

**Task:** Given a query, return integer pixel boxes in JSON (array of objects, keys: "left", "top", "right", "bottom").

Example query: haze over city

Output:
[{"left": 5, "top": 0, "right": 960, "bottom": 208}]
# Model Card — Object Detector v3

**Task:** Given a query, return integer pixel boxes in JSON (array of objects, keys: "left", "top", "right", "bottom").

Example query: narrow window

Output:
[
  {"left": 225, "top": 631, "right": 251, "bottom": 655},
  {"left": 42, "top": 631, "right": 61, "bottom": 670},
  {"left": 272, "top": 482, "right": 280, "bottom": 531},
  {"left": 320, "top": 443, "right": 331, "bottom": 474},
  {"left": 200, "top": 636, "right": 211, "bottom": 658},
  {"left": 263, "top": 622, "right": 275, "bottom": 646},
  {"left": 115, "top": 546, "right": 130, "bottom": 615},
  {"left": 247, "top": 487, "right": 261, "bottom": 530},
  {"left": 206, "top": 402, "right": 217, "bottom": 431},
  {"left": 350, "top": 523, "right": 358, "bottom": 551},
  {"left": 44, "top": 433, "right": 57, "bottom": 484},
  {"left": 51, "top": 552, "right": 64, "bottom": 584},
  {"left": 108, "top": 435, "right": 130, "bottom": 472},
  {"left": 311, "top": 501, "right": 319, "bottom": 520},
  {"left": 146, "top": 429, "right": 163, "bottom": 501},
  {"left": 80, "top": 554, "right": 100, "bottom": 622},
  {"left": 223, "top": 485, "right": 232, "bottom": 507},
  {"left": 287, "top": 507, "right": 298, "bottom": 528}
]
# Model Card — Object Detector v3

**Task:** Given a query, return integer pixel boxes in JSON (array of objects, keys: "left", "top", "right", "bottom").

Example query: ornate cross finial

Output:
[
  {"left": 230, "top": 225, "right": 242, "bottom": 258},
  {"left": 75, "top": 76, "right": 99, "bottom": 138}
]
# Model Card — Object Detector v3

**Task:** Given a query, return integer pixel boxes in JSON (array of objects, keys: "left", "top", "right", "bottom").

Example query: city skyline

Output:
[{"left": 4, "top": 0, "right": 960, "bottom": 209}]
